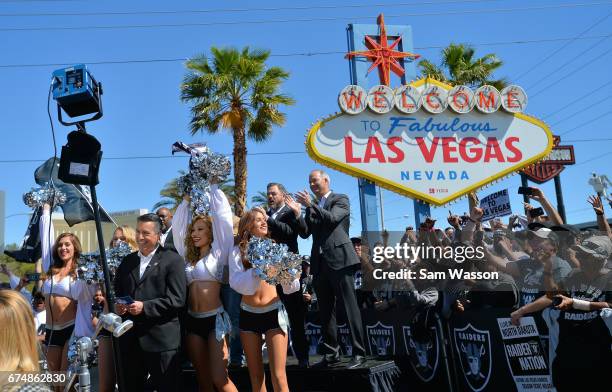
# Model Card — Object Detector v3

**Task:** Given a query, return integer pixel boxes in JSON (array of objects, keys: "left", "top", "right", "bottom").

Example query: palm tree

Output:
[
  {"left": 181, "top": 47, "right": 295, "bottom": 217},
  {"left": 251, "top": 191, "right": 268, "bottom": 207},
  {"left": 418, "top": 43, "right": 506, "bottom": 89},
  {"left": 154, "top": 173, "right": 237, "bottom": 212}
]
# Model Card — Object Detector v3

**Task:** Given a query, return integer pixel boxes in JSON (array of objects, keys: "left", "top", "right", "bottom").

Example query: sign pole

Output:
[
  {"left": 378, "top": 186, "right": 385, "bottom": 231},
  {"left": 520, "top": 173, "right": 530, "bottom": 206},
  {"left": 553, "top": 174, "right": 567, "bottom": 223}
]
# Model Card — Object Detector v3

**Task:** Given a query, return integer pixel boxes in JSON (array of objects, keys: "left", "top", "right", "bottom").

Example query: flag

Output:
[
  {"left": 4, "top": 207, "right": 42, "bottom": 263},
  {"left": 35, "top": 157, "right": 114, "bottom": 226}
]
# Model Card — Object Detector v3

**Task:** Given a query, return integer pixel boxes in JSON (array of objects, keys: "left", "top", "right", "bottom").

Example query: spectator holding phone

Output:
[{"left": 519, "top": 186, "right": 564, "bottom": 225}]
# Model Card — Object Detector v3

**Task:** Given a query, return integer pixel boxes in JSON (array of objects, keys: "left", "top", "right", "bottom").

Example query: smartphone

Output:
[
  {"left": 116, "top": 296, "right": 135, "bottom": 305},
  {"left": 26, "top": 273, "right": 40, "bottom": 282},
  {"left": 517, "top": 186, "right": 533, "bottom": 196},
  {"left": 529, "top": 207, "right": 545, "bottom": 218},
  {"left": 551, "top": 296, "right": 562, "bottom": 307}
]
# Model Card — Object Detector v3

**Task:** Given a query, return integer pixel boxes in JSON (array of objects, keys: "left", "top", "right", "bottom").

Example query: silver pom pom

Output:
[
  {"left": 22, "top": 183, "right": 67, "bottom": 209},
  {"left": 247, "top": 237, "right": 302, "bottom": 286},
  {"left": 174, "top": 141, "right": 232, "bottom": 215}
]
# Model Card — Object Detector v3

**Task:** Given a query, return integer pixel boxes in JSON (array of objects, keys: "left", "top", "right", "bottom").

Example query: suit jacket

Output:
[
  {"left": 299, "top": 192, "right": 360, "bottom": 275},
  {"left": 114, "top": 245, "right": 186, "bottom": 352},
  {"left": 267, "top": 205, "right": 305, "bottom": 254},
  {"left": 162, "top": 227, "right": 177, "bottom": 253}
]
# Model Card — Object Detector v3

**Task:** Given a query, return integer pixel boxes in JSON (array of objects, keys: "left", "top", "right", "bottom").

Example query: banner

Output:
[
  {"left": 304, "top": 306, "right": 551, "bottom": 391},
  {"left": 480, "top": 189, "right": 512, "bottom": 221},
  {"left": 496, "top": 317, "right": 553, "bottom": 392}
]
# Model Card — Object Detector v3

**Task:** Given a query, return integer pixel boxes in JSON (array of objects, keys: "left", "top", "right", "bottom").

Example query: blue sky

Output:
[{"left": 1, "top": 0, "right": 611, "bottom": 248}]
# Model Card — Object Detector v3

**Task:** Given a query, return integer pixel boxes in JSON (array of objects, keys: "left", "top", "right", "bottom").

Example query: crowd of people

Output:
[
  {"left": 354, "top": 188, "right": 611, "bottom": 392},
  {"left": 0, "top": 169, "right": 610, "bottom": 392}
]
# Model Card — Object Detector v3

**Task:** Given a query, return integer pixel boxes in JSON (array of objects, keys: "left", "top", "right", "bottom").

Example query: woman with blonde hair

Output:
[
  {"left": 229, "top": 207, "right": 300, "bottom": 392},
  {"left": 109, "top": 225, "right": 138, "bottom": 251},
  {"left": 172, "top": 181, "right": 238, "bottom": 392},
  {"left": 97, "top": 225, "right": 138, "bottom": 391},
  {"left": 40, "top": 204, "right": 95, "bottom": 372},
  {"left": 0, "top": 290, "right": 40, "bottom": 372}
]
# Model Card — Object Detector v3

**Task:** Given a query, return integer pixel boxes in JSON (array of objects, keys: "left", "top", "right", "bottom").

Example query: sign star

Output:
[{"left": 345, "top": 14, "right": 420, "bottom": 86}]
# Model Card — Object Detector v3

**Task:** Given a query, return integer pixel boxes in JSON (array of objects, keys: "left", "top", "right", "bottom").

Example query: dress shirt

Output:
[
  {"left": 160, "top": 226, "right": 172, "bottom": 246},
  {"left": 138, "top": 246, "right": 159, "bottom": 279},
  {"left": 318, "top": 191, "right": 332, "bottom": 208},
  {"left": 270, "top": 204, "right": 286, "bottom": 220}
]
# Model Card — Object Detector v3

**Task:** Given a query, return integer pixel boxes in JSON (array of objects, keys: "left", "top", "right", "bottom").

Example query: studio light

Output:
[{"left": 52, "top": 64, "right": 103, "bottom": 121}]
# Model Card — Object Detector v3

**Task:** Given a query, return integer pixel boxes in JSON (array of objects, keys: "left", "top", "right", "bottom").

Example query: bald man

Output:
[{"left": 156, "top": 207, "right": 177, "bottom": 253}]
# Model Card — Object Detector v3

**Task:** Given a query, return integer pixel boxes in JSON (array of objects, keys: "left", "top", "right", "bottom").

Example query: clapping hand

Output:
[
  {"left": 295, "top": 190, "right": 313, "bottom": 207},
  {"left": 284, "top": 194, "right": 302, "bottom": 218}
]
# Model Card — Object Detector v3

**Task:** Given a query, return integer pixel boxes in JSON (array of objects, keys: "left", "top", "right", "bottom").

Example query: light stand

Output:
[
  {"left": 51, "top": 64, "right": 126, "bottom": 392},
  {"left": 64, "top": 313, "right": 133, "bottom": 392}
]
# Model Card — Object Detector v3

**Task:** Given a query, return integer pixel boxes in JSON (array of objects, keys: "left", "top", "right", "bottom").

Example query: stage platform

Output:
[{"left": 183, "top": 356, "right": 400, "bottom": 392}]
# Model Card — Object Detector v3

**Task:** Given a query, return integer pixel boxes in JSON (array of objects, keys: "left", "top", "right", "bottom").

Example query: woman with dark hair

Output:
[
  {"left": 229, "top": 207, "right": 299, "bottom": 392},
  {"left": 40, "top": 203, "right": 95, "bottom": 372},
  {"left": 173, "top": 182, "right": 238, "bottom": 392}
]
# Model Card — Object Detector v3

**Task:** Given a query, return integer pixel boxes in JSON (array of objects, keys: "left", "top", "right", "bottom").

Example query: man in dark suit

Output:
[
  {"left": 295, "top": 170, "right": 366, "bottom": 369},
  {"left": 114, "top": 213, "right": 186, "bottom": 391},
  {"left": 156, "top": 207, "right": 177, "bottom": 253},
  {"left": 265, "top": 182, "right": 310, "bottom": 368}
]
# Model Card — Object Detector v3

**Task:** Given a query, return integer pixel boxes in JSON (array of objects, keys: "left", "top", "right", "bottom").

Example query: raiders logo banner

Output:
[
  {"left": 366, "top": 321, "right": 396, "bottom": 357},
  {"left": 497, "top": 317, "right": 553, "bottom": 392},
  {"left": 453, "top": 324, "right": 493, "bottom": 392},
  {"left": 403, "top": 325, "right": 440, "bottom": 382},
  {"left": 305, "top": 322, "right": 322, "bottom": 356},
  {"left": 337, "top": 323, "right": 354, "bottom": 356}
]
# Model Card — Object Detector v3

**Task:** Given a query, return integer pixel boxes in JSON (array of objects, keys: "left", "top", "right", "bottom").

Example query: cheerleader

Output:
[
  {"left": 173, "top": 183, "right": 238, "bottom": 392},
  {"left": 229, "top": 207, "right": 300, "bottom": 392},
  {"left": 40, "top": 203, "right": 96, "bottom": 372}
]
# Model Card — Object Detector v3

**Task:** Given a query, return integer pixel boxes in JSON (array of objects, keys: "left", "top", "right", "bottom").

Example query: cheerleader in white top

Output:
[
  {"left": 229, "top": 207, "right": 300, "bottom": 392},
  {"left": 173, "top": 183, "right": 238, "bottom": 392},
  {"left": 40, "top": 203, "right": 96, "bottom": 373}
]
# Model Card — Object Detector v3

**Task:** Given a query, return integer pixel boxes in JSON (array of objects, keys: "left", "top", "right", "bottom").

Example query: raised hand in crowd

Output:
[
  {"left": 523, "top": 202, "right": 538, "bottom": 223},
  {"left": 447, "top": 211, "right": 461, "bottom": 229},
  {"left": 588, "top": 194, "right": 604, "bottom": 214},
  {"left": 527, "top": 186, "right": 564, "bottom": 225},
  {"left": 588, "top": 194, "right": 612, "bottom": 238},
  {"left": 470, "top": 206, "right": 484, "bottom": 222}
]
